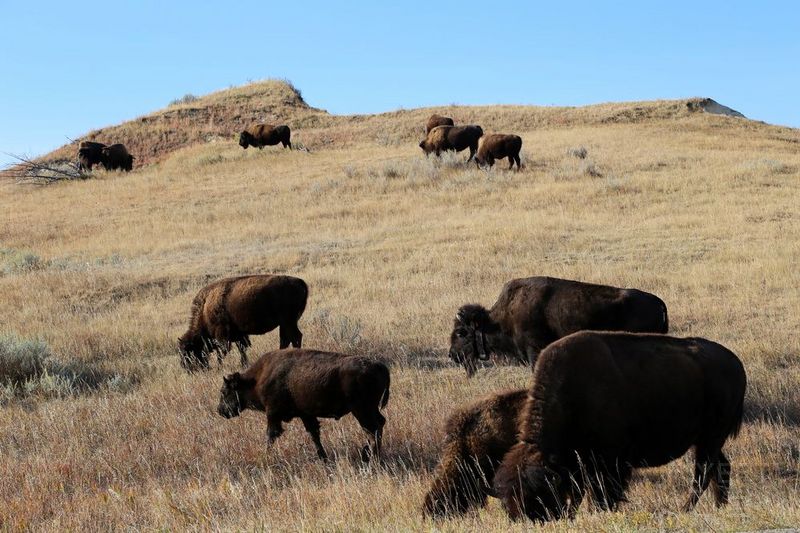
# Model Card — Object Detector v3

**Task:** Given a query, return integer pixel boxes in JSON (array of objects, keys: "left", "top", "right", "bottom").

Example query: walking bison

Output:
[
  {"left": 178, "top": 274, "right": 308, "bottom": 371},
  {"left": 101, "top": 143, "right": 134, "bottom": 171},
  {"left": 449, "top": 276, "right": 668, "bottom": 376},
  {"left": 426, "top": 113, "right": 454, "bottom": 134},
  {"left": 419, "top": 125, "right": 484, "bottom": 162},
  {"left": 475, "top": 134, "right": 522, "bottom": 170},
  {"left": 494, "top": 331, "right": 746, "bottom": 522},
  {"left": 218, "top": 349, "right": 390, "bottom": 461},
  {"left": 423, "top": 389, "right": 527, "bottom": 518},
  {"left": 239, "top": 124, "right": 292, "bottom": 149}
]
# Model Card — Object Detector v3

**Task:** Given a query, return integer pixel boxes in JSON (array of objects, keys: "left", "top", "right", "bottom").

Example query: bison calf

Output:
[
  {"left": 475, "top": 134, "right": 522, "bottom": 170},
  {"left": 239, "top": 124, "right": 292, "bottom": 150},
  {"left": 426, "top": 113, "right": 454, "bottom": 134},
  {"left": 423, "top": 389, "right": 527, "bottom": 518},
  {"left": 449, "top": 276, "right": 669, "bottom": 376},
  {"left": 419, "top": 125, "right": 484, "bottom": 162},
  {"left": 218, "top": 349, "right": 390, "bottom": 461},
  {"left": 494, "top": 331, "right": 746, "bottom": 522},
  {"left": 178, "top": 275, "right": 308, "bottom": 371}
]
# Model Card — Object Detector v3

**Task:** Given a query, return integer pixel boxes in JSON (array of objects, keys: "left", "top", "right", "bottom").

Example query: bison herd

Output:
[
  {"left": 177, "top": 269, "right": 746, "bottom": 523},
  {"left": 75, "top": 112, "right": 526, "bottom": 174}
]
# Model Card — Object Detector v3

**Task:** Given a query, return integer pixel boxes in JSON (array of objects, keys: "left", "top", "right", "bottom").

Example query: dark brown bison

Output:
[
  {"left": 419, "top": 125, "right": 484, "bottom": 162},
  {"left": 178, "top": 275, "right": 308, "bottom": 371},
  {"left": 101, "top": 143, "right": 134, "bottom": 171},
  {"left": 426, "top": 113, "right": 454, "bottom": 134},
  {"left": 218, "top": 349, "right": 390, "bottom": 461},
  {"left": 77, "top": 141, "right": 106, "bottom": 171},
  {"left": 449, "top": 276, "right": 668, "bottom": 376},
  {"left": 423, "top": 389, "right": 527, "bottom": 518},
  {"left": 475, "top": 134, "right": 522, "bottom": 170},
  {"left": 239, "top": 124, "right": 292, "bottom": 149},
  {"left": 494, "top": 331, "right": 746, "bottom": 522}
]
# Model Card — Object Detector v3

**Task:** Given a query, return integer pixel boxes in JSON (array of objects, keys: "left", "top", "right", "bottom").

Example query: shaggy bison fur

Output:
[
  {"left": 419, "top": 125, "right": 484, "bottom": 162},
  {"left": 239, "top": 124, "right": 292, "bottom": 149},
  {"left": 101, "top": 143, "right": 134, "bottom": 171},
  {"left": 494, "top": 331, "right": 746, "bottom": 522},
  {"left": 423, "top": 389, "right": 527, "bottom": 518},
  {"left": 475, "top": 134, "right": 522, "bottom": 170},
  {"left": 178, "top": 275, "right": 308, "bottom": 371},
  {"left": 218, "top": 349, "right": 390, "bottom": 461},
  {"left": 449, "top": 276, "right": 668, "bottom": 376},
  {"left": 426, "top": 114, "right": 454, "bottom": 134},
  {"left": 77, "top": 141, "right": 106, "bottom": 171}
]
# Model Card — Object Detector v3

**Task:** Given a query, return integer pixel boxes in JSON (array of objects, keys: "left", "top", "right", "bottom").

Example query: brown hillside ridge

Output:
[{"left": 30, "top": 79, "right": 765, "bottom": 169}]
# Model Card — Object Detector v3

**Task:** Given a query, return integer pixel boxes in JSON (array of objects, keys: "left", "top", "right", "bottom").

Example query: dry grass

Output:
[{"left": 1, "top": 84, "right": 800, "bottom": 530}]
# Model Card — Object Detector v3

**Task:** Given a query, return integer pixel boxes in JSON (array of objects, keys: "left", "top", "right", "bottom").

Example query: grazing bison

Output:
[
  {"left": 419, "top": 125, "right": 484, "bottom": 162},
  {"left": 494, "top": 331, "right": 746, "bottom": 522},
  {"left": 475, "top": 134, "right": 522, "bottom": 170},
  {"left": 178, "top": 275, "right": 308, "bottom": 371},
  {"left": 426, "top": 113, "right": 454, "bottom": 134},
  {"left": 423, "top": 389, "right": 527, "bottom": 518},
  {"left": 218, "top": 349, "right": 390, "bottom": 461},
  {"left": 239, "top": 124, "right": 292, "bottom": 150},
  {"left": 101, "top": 143, "right": 134, "bottom": 171},
  {"left": 449, "top": 277, "right": 668, "bottom": 376},
  {"left": 77, "top": 141, "right": 106, "bottom": 171}
]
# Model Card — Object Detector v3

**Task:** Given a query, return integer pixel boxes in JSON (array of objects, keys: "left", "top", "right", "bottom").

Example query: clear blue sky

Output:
[{"left": 1, "top": 1, "right": 798, "bottom": 167}]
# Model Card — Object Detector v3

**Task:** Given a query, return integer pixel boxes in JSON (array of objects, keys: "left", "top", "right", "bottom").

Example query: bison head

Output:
[
  {"left": 218, "top": 372, "right": 255, "bottom": 418},
  {"left": 238, "top": 131, "right": 251, "bottom": 149},
  {"left": 178, "top": 334, "right": 209, "bottom": 372},
  {"left": 419, "top": 140, "right": 432, "bottom": 154},
  {"left": 495, "top": 445, "right": 570, "bottom": 522},
  {"left": 449, "top": 304, "right": 495, "bottom": 377}
]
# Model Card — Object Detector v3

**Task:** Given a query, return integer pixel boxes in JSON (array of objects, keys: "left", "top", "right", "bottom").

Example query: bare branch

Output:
[{"left": 1, "top": 152, "right": 89, "bottom": 185}]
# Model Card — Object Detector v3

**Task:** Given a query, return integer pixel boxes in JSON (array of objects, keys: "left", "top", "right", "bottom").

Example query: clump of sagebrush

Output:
[
  {"left": 0, "top": 248, "right": 47, "bottom": 275},
  {"left": 567, "top": 146, "right": 588, "bottom": 159},
  {"left": 169, "top": 93, "right": 199, "bottom": 106},
  {"left": 0, "top": 334, "right": 137, "bottom": 404},
  {"left": 309, "top": 309, "right": 363, "bottom": 352}
]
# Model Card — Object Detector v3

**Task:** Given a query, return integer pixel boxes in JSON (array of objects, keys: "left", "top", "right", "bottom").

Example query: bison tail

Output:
[
  {"left": 661, "top": 301, "right": 669, "bottom": 333},
  {"left": 729, "top": 389, "right": 745, "bottom": 440}
]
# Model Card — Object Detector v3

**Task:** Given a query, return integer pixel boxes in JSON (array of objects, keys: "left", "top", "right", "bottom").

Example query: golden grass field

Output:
[{"left": 1, "top": 81, "right": 800, "bottom": 530}]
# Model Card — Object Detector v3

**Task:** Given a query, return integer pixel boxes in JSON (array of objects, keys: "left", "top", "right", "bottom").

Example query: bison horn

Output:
[{"left": 475, "top": 330, "right": 489, "bottom": 361}]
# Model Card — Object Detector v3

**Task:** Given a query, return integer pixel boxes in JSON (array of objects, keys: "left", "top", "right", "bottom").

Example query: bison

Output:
[
  {"left": 449, "top": 276, "right": 668, "bottom": 376},
  {"left": 239, "top": 124, "right": 292, "bottom": 150},
  {"left": 218, "top": 349, "right": 390, "bottom": 461},
  {"left": 475, "top": 134, "right": 522, "bottom": 170},
  {"left": 494, "top": 331, "right": 746, "bottom": 522},
  {"left": 419, "top": 125, "right": 484, "bottom": 162},
  {"left": 101, "top": 143, "right": 134, "bottom": 171},
  {"left": 77, "top": 141, "right": 107, "bottom": 171},
  {"left": 426, "top": 113, "right": 454, "bottom": 134},
  {"left": 423, "top": 389, "right": 527, "bottom": 518},
  {"left": 178, "top": 275, "right": 308, "bottom": 371}
]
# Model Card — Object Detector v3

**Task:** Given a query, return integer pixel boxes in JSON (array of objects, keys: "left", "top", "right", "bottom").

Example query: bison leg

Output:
[
  {"left": 711, "top": 451, "right": 731, "bottom": 507},
  {"left": 513, "top": 154, "right": 521, "bottom": 170},
  {"left": 266, "top": 415, "right": 284, "bottom": 447},
  {"left": 353, "top": 409, "right": 385, "bottom": 462},
  {"left": 467, "top": 146, "right": 476, "bottom": 163},
  {"left": 683, "top": 449, "right": 717, "bottom": 511},
  {"left": 234, "top": 340, "right": 249, "bottom": 367},
  {"left": 301, "top": 416, "right": 328, "bottom": 461},
  {"left": 280, "top": 324, "right": 303, "bottom": 349},
  {"left": 508, "top": 157, "right": 515, "bottom": 170}
]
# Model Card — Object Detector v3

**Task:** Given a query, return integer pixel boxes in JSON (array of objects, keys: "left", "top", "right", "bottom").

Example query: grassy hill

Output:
[{"left": 1, "top": 80, "right": 799, "bottom": 530}]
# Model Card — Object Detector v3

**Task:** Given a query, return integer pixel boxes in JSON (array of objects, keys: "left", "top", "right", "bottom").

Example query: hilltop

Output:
[
  {"left": 1, "top": 81, "right": 799, "bottom": 530},
  {"left": 32, "top": 79, "right": 783, "bottom": 168}
]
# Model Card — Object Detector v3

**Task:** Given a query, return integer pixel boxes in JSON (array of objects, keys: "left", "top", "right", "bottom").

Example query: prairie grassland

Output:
[{"left": 1, "top": 90, "right": 800, "bottom": 530}]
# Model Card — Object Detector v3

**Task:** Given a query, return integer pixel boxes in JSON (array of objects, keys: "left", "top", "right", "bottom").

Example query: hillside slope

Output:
[
  {"left": 34, "top": 79, "right": 788, "bottom": 168},
  {"left": 2, "top": 83, "right": 800, "bottom": 530}
]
